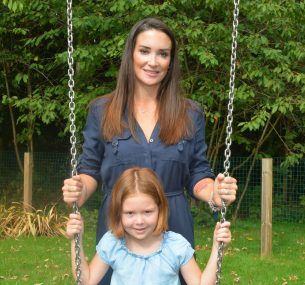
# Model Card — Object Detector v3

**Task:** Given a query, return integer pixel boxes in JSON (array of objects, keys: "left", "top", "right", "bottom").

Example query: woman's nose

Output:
[{"left": 148, "top": 54, "right": 157, "bottom": 66}]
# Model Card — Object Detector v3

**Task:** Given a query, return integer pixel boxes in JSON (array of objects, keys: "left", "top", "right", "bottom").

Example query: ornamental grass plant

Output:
[{"left": 0, "top": 202, "right": 67, "bottom": 238}]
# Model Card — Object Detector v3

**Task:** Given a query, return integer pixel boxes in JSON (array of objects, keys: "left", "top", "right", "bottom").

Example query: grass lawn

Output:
[
  {"left": 195, "top": 221, "right": 304, "bottom": 285},
  {"left": 0, "top": 210, "right": 304, "bottom": 285}
]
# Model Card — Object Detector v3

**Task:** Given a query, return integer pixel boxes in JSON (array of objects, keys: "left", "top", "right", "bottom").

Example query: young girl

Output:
[{"left": 66, "top": 168, "right": 231, "bottom": 285}]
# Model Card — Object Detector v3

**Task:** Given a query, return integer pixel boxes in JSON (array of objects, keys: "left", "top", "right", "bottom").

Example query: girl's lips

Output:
[{"left": 134, "top": 228, "right": 146, "bottom": 232}]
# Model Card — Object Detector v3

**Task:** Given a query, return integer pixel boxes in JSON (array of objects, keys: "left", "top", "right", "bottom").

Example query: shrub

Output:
[{"left": 0, "top": 202, "right": 67, "bottom": 238}]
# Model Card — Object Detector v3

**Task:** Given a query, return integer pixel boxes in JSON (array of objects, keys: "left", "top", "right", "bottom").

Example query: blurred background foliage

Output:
[{"left": 0, "top": 0, "right": 305, "bottom": 166}]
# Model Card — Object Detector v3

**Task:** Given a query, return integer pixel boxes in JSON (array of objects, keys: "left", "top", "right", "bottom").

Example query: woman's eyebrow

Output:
[
  {"left": 138, "top": 45, "right": 170, "bottom": 51},
  {"left": 138, "top": 45, "right": 150, "bottom": 49}
]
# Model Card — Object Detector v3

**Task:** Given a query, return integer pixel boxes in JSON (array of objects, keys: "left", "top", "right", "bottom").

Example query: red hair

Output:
[{"left": 108, "top": 167, "right": 168, "bottom": 238}]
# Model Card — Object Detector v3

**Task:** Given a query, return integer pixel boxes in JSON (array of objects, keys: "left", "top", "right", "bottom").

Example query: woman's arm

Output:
[
  {"left": 62, "top": 174, "right": 98, "bottom": 207},
  {"left": 67, "top": 213, "right": 109, "bottom": 285},
  {"left": 193, "top": 174, "right": 237, "bottom": 207},
  {"left": 189, "top": 107, "right": 237, "bottom": 207},
  {"left": 62, "top": 99, "right": 106, "bottom": 208}
]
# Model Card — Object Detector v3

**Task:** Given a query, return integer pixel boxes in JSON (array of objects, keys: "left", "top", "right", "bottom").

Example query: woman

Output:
[{"left": 62, "top": 18, "right": 237, "bottom": 285}]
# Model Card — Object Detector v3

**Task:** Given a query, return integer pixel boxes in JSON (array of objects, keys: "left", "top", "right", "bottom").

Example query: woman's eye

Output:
[
  {"left": 140, "top": 49, "right": 149, "bottom": 54},
  {"left": 160, "top": 51, "right": 169, "bottom": 58}
]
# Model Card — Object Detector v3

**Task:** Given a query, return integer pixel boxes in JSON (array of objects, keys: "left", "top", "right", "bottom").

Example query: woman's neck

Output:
[
  {"left": 134, "top": 87, "right": 158, "bottom": 117},
  {"left": 134, "top": 81, "right": 159, "bottom": 100}
]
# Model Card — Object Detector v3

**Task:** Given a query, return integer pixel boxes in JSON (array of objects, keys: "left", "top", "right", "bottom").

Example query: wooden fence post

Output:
[
  {"left": 261, "top": 158, "right": 273, "bottom": 257},
  {"left": 23, "top": 152, "right": 33, "bottom": 210}
]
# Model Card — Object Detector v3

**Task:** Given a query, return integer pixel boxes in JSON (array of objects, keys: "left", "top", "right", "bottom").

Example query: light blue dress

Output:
[{"left": 96, "top": 231, "right": 195, "bottom": 285}]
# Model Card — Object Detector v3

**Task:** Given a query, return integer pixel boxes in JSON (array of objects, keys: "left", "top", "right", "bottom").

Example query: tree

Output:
[{"left": 1, "top": 0, "right": 305, "bottom": 217}]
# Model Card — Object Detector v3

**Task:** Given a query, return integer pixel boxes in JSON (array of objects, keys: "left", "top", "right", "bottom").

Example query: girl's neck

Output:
[{"left": 124, "top": 233, "right": 163, "bottom": 255}]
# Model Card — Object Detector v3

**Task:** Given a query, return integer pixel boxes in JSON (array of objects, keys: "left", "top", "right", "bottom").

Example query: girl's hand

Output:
[
  {"left": 66, "top": 213, "right": 84, "bottom": 239},
  {"left": 62, "top": 175, "right": 86, "bottom": 206},
  {"left": 214, "top": 221, "right": 231, "bottom": 245},
  {"left": 213, "top": 174, "right": 238, "bottom": 207}
]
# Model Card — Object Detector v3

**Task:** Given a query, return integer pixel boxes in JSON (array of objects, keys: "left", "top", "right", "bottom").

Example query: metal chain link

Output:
[
  {"left": 67, "top": 0, "right": 82, "bottom": 284},
  {"left": 215, "top": 1, "right": 240, "bottom": 284}
]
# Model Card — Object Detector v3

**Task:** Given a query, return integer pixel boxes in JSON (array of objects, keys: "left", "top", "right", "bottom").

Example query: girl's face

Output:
[
  {"left": 133, "top": 29, "right": 172, "bottom": 89},
  {"left": 121, "top": 192, "right": 159, "bottom": 241}
]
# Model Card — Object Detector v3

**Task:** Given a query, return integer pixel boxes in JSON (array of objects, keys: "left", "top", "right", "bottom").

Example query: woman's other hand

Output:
[
  {"left": 62, "top": 175, "right": 86, "bottom": 206},
  {"left": 213, "top": 173, "right": 238, "bottom": 206}
]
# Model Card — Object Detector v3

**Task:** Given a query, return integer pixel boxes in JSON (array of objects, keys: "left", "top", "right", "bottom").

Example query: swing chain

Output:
[
  {"left": 215, "top": 1, "right": 240, "bottom": 285},
  {"left": 67, "top": 0, "right": 82, "bottom": 284}
]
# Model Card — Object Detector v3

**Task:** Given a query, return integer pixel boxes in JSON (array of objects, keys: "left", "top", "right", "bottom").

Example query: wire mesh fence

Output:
[
  {"left": 0, "top": 151, "right": 304, "bottom": 223},
  {"left": 206, "top": 156, "right": 304, "bottom": 224}
]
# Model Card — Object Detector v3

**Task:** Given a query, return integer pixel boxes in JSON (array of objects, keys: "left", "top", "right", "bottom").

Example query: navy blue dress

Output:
[{"left": 77, "top": 97, "right": 215, "bottom": 284}]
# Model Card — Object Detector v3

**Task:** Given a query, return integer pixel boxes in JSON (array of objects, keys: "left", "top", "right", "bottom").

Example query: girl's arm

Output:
[
  {"left": 200, "top": 222, "right": 231, "bottom": 285},
  {"left": 180, "top": 257, "right": 202, "bottom": 285},
  {"left": 180, "top": 222, "right": 231, "bottom": 285},
  {"left": 67, "top": 213, "right": 109, "bottom": 285}
]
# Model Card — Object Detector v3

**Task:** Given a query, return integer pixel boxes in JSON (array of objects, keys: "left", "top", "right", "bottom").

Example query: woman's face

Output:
[{"left": 133, "top": 29, "right": 172, "bottom": 89}]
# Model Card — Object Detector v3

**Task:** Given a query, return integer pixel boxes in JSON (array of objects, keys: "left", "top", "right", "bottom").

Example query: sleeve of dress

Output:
[
  {"left": 77, "top": 99, "right": 105, "bottom": 182},
  {"left": 169, "top": 232, "right": 195, "bottom": 268},
  {"left": 186, "top": 106, "right": 215, "bottom": 196},
  {"left": 96, "top": 231, "right": 118, "bottom": 267}
]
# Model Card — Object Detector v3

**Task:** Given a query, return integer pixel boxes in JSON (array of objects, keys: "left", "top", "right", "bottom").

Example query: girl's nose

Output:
[{"left": 135, "top": 214, "right": 144, "bottom": 224}]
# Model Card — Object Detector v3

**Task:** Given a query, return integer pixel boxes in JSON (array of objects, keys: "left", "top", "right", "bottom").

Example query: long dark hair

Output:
[{"left": 102, "top": 18, "right": 193, "bottom": 144}]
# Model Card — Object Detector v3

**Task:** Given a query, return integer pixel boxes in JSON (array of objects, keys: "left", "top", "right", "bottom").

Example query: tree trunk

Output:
[
  {"left": 26, "top": 67, "right": 34, "bottom": 165},
  {"left": 3, "top": 63, "right": 23, "bottom": 174},
  {"left": 232, "top": 115, "right": 278, "bottom": 221}
]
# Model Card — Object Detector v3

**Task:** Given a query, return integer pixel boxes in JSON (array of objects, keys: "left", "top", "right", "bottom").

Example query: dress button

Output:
[{"left": 149, "top": 138, "right": 154, "bottom": 143}]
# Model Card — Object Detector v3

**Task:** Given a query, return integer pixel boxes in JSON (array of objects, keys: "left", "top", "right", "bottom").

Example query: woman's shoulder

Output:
[
  {"left": 184, "top": 98, "right": 204, "bottom": 122},
  {"left": 89, "top": 93, "right": 112, "bottom": 109},
  {"left": 185, "top": 98, "right": 203, "bottom": 113}
]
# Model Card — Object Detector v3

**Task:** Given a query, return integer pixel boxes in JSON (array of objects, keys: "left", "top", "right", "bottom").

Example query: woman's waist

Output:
[{"left": 102, "top": 186, "right": 184, "bottom": 197}]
